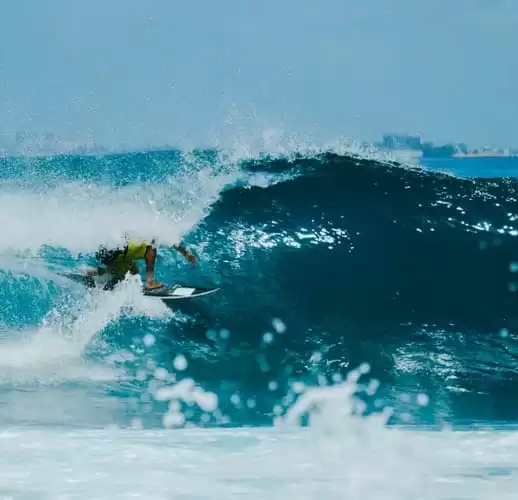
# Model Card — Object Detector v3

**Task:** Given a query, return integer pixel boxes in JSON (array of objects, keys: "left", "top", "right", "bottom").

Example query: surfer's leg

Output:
[
  {"left": 86, "top": 267, "right": 103, "bottom": 276},
  {"left": 144, "top": 245, "right": 158, "bottom": 287}
]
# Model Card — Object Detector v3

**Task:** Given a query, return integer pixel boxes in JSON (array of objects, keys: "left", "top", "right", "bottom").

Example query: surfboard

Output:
[
  {"left": 144, "top": 284, "right": 219, "bottom": 300},
  {"left": 58, "top": 272, "right": 220, "bottom": 301}
]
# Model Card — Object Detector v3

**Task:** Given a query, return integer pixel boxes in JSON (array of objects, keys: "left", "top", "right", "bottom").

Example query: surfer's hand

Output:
[{"left": 185, "top": 252, "right": 197, "bottom": 266}]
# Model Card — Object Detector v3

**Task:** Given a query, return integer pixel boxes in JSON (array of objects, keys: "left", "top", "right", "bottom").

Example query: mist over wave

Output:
[{"left": 2, "top": 147, "right": 518, "bottom": 427}]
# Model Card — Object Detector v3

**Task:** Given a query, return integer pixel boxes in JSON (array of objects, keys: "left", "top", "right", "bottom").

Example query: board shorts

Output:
[{"left": 96, "top": 241, "right": 151, "bottom": 277}]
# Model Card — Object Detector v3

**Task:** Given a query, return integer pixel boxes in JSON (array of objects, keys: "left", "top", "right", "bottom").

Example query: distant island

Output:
[{"left": 376, "top": 134, "right": 518, "bottom": 159}]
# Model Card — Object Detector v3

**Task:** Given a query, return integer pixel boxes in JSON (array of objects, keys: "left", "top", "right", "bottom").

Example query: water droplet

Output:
[
  {"left": 272, "top": 318, "right": 286, "bottom": 333},
  {"left": 154, "top": 367, "right": 168, "bottom": 380},
  {"left": 143, "top": 334, "right": 156, "bottom": 346},
  {"left": 263, "top": 332, "right": 274, "bottom": 344},
  {"left": 219, "top": 329, "right": 230, "bottom": 340},
  {"left": 417, "top": 393, "right": 429, "bottom": 407},
  {"left": 196, "top": 390, "right": 218, "bottom": 412},
  {"left": 359, "top": 363, "right": 370, "bottom": 374},
  {"left": 173, "top": 355, "right": 188, "bottom": 371},
  {"left": 292, "top": 381, "right": 305, "bottom": 394},
  {"left": 366, "top": 380, "right": 380, "bottom": 395}
]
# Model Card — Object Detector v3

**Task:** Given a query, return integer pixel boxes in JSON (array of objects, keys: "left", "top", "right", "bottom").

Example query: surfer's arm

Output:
[{"left": 173, "top": 244, "right": 197, "bottom": 265}]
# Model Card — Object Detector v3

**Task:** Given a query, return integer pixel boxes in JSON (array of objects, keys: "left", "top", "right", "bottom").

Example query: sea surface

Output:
[{"left": 1, "top": 148, "right": 518, "bottom": 498}]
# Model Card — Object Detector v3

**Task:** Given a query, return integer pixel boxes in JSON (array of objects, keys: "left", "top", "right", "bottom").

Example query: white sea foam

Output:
[{"left": 0, "top": 275, "right": 171, "bottom": 385}]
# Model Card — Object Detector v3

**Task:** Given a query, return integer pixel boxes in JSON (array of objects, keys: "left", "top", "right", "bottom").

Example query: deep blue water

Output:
[{"left": 2, "top": 149, "right": 518, "bottom": 428}]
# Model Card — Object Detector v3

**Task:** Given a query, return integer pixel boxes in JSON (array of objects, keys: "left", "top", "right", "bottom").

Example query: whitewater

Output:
[{"left": 1, "top": 148, "right": 518, "bottom": 498}]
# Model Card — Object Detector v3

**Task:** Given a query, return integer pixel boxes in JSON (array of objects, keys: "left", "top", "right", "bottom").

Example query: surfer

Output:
[{"left": 86, "top": 240, "right": 196, "bottom": 290}]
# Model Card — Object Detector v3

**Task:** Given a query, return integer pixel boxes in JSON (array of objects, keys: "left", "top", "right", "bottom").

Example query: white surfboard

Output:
[
  {"left": 59, "top": 272, "right": 220, "bottom": 300},
  {"left": 144, "top": 284, "right": 220, "bottom": 300}
]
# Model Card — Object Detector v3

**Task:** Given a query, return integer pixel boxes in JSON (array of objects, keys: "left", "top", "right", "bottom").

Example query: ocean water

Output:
[{"left": 1, "top": 148, "right": 518, "bottom": 498}]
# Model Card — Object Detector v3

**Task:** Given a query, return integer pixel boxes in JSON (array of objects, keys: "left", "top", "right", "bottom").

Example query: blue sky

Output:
[{"left": 1, "top": 0, "right": 517, "bottom": 150}]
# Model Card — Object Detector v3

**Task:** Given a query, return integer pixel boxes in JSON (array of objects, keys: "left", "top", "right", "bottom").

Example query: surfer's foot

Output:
[{"left": 145, "top": 280, "right": 164, "bottom": 291}]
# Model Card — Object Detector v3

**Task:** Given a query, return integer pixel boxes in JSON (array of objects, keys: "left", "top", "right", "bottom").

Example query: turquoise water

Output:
[{"left": 1, "top": 148, "right": 518, "bottom": 498}]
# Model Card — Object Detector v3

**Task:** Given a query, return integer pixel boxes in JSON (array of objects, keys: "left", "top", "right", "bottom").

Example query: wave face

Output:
[{"left": 2, "top": 149, "right": 518, "bottom": 428}]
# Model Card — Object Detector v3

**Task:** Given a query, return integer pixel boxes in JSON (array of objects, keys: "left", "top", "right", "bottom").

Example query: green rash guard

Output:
[{"left": 110, "top": 241, "right": 149, "bottom": 277}]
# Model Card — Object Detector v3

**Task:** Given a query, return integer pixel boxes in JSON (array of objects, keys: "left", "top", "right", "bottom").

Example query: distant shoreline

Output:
[{"left": 451, "top": 152, "right": 516, "bottom": 159}]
